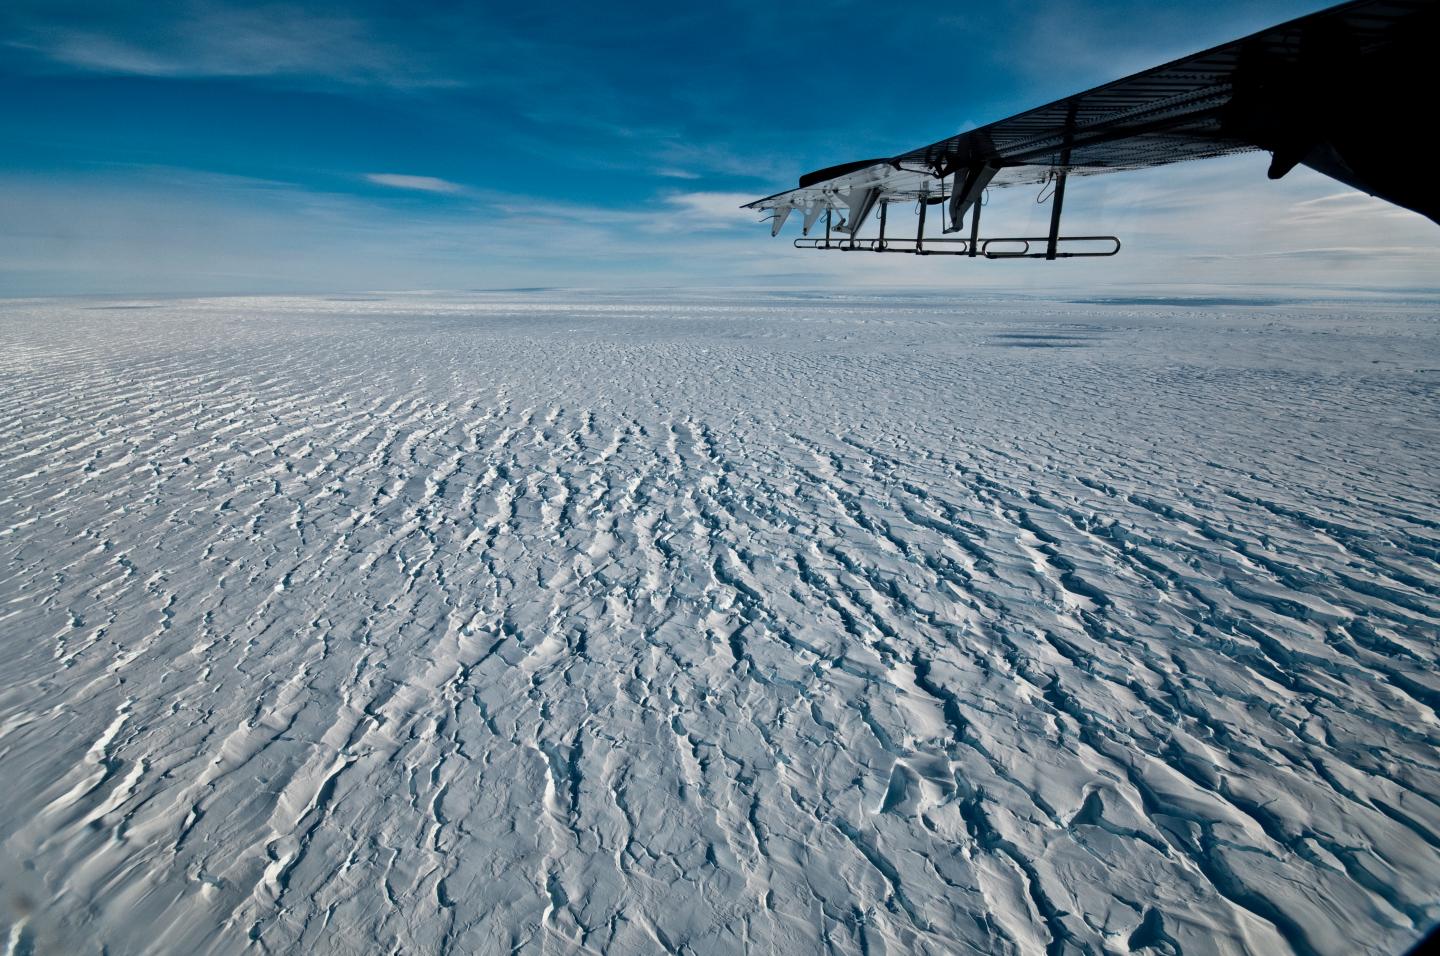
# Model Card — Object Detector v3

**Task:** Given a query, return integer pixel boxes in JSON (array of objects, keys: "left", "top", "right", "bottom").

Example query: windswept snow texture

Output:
[{"left": 2, "top": 292, "right": 1439, "bottom": 956}]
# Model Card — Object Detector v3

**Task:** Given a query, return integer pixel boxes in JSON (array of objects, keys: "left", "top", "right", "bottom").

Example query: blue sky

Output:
[{"left": 2, "top": 0, "right": 1437, "bottom": 295}]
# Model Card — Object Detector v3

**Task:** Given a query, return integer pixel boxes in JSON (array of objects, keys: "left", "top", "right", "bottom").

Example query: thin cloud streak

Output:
[
  {"left": 2, "top": 1, "right": 461, "bottom": 88},
  {"left": 365, "top": 173, "right": 465, "bottom": 194}
]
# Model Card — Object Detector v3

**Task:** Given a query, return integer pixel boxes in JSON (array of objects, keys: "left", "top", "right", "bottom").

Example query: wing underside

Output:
[{"left": 745, "top": 0, "right": 1438, "bottom": 241}]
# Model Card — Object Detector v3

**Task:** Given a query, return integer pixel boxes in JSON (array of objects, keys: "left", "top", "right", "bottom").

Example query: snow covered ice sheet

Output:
[{"left": 1, "top": 291, "right": 1438, "bottom": 955}]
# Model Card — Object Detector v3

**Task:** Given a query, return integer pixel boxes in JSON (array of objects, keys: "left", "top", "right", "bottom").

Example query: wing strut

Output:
[
  {"left": 1045, "top": 102, "right": 1077, "bottom": 260},
  {"left": 946, "top": 164, "right": 998, "bottom": 234},
  {"left": 968, "top": 189, "right": 981, "bottom": 258}
]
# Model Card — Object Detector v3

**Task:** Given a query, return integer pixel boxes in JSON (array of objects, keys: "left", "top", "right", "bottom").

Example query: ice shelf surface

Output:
[{"left": 1, "top": 291, "right": 1437, "bottom": 956}]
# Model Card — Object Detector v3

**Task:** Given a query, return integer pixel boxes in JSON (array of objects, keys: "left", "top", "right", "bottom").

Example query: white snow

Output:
[{"left": 1, "top": 290, "right": 1437, "bottom": 955}]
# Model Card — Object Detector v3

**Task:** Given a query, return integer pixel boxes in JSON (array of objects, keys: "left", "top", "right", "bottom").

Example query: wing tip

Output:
[{"left": 797, "top": 157, "right": 893, "bottom": 189}]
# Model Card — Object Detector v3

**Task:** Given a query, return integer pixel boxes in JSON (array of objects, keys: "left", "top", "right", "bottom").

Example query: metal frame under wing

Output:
[{"left": 744, "top": 0, "right": 1438, "bottom": 250}]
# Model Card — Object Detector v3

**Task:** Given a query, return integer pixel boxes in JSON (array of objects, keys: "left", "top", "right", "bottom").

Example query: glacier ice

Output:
[{"left": 0, "top": 291, "right": 1437, "bottom": 955}]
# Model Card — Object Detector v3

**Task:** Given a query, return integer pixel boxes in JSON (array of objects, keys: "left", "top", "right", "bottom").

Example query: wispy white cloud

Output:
[
  {"left": 365, "top": 173, "right": 465, "bottom": 194},
  {"left": 665, "top": 192, "right": 758, "bottom": 228},
  {"left": 651, "top": 140, "right": 793, "bottom": 183},
  {"left": 1193, "top": 245, "right": 1440, "bottom": 262},
  {"left": 3, "top": 2, "right": 460, "bottom": 88},
  {"left": 0, "top": 169, "right": 779, "bottom": 295},
  {"left": 6, "top": 156, "right": 1437, "bottom": 298},
  {"left": 478, "top": 189, "right": 758, "bottom": 234},
  {"left": 1290, "top": 190, "right": 1371, "bottom": 209},
  {"left": 1000, "top": 0, "right": 1324, "bottom": 99}
]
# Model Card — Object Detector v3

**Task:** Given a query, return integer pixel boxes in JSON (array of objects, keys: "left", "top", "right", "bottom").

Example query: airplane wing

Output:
[{"left": 744, "top": 0, "right": 1438, "bottom": 258}]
